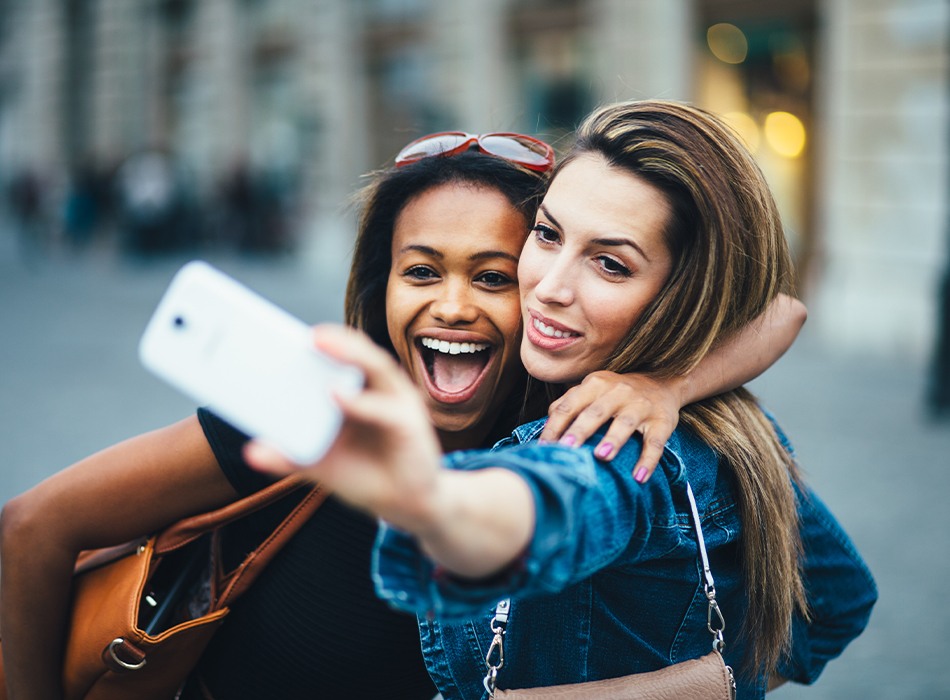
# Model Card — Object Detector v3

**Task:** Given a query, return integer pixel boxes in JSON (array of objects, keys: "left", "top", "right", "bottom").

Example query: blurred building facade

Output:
[{"left": 0, "top": 0, "right": 946, "bottom": 359}]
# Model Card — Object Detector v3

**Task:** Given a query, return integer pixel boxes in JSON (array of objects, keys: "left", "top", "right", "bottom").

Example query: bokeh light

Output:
[
  {"left": 764, "top": 111, "right": 806, "bottom": 158},
  {"left": 707, "top": 23, "right": 748, "bottom": 64}
]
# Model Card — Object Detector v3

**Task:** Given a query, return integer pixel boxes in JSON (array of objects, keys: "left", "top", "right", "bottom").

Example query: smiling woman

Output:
[
  {"left": 520, "top": 154, "right": 675, "bottom": 385},
  {"left": 385, "top": 182, "right": 527, "bottom": 447}
]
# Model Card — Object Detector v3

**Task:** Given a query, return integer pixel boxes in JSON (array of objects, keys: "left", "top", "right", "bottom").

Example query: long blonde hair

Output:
[{"left": 563, "top": 100, "right": 806, "bottom": 673}]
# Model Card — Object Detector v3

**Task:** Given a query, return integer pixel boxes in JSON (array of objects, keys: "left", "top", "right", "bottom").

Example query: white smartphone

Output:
[{"left": 139, "top": 260, "right": 363, "bottom": 464}]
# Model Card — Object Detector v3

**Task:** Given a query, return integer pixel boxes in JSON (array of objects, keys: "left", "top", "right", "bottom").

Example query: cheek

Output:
[
  {"left": 384, "top": 282, "right": 412, "bottom": 361},
  {"left": 488, "top": 295, "right": 524, "bottom": 354},
  {"left": 594, "top": 290, "right": 658, "bottom": 360},
  {"left": 516, "top": 245, "right": 543, "bottom": 296}
]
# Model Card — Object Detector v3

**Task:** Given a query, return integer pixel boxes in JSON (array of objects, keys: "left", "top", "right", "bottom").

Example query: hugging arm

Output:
[
  {"left": 0, "top": 417, "right": 237, "bottom": 699},
  {"left": 541, "top": 293, "right": 807, "bottom": 480}
]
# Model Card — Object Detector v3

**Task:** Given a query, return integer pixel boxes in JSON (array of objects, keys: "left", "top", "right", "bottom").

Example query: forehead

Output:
[
  {"left": 543, "top": 153, "right": 672, "bottom": 253},
  {"left": 392, "top": 182, "right": 528, "bottom": 258}
]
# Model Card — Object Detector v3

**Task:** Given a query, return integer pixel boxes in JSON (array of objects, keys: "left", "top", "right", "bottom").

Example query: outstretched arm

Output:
[
  {"left": 0, "top": 417, "right": 237, "bottom": 700},
  {"left": 246, "top": 326, "right": 536, "bottom": 579},
  {"left": 540, "top": 293, "right": 806, "bottom": 481}
]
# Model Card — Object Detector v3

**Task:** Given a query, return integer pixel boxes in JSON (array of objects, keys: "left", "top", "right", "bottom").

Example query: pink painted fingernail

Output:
[
  {"left": 559, "top": 435, "right": 576, "bottom": 447},
  {"left": 596, "top": 443, "right": 613, "bottom": 459},
  {"left": 634, "top": 467, "right": 648, "bottom": 483}
]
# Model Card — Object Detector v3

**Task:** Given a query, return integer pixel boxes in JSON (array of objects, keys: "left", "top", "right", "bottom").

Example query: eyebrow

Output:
[
  {"left": 398, "top": 244, "right": 519, "bottom": 265},
  {"left": 538, "top": 204, "right": 651, "bottom": 263}
]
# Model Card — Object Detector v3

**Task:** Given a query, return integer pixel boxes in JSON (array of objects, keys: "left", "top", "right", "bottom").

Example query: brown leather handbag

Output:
[
  {"left": 486, "top": 482, "right": 737, "bottom": 700},
  {"left": 0, "top": 475, "right": 326, "bottom": 700}
]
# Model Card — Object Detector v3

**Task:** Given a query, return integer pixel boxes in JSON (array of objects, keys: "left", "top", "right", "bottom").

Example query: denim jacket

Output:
[{"left": 374, "top": 418, "right": 876, "bottom": 700}]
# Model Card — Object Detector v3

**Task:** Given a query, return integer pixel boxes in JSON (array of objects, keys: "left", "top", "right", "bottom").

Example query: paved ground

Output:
[{"left": 1, "top": 228, "right": 948, "bottom": 698}]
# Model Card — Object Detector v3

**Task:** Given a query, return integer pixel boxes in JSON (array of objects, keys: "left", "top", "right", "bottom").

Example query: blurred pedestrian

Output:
[
  {"left": 114, "top": 149, "right": 180, "bottom": 254},
  {"left": 61, "top": 162, "right": 103, "bottom": 251},
  {"left": 6, "top": 168, "right": 45, "bottom": 264}
]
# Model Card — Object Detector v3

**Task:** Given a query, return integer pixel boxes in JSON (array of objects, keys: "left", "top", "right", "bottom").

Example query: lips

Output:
[
  {"left": 525, "top": 311, "right": 581, "bottom": 351},
  {"left": 416, "top": 334, "right": 494, "bottom": 404}
]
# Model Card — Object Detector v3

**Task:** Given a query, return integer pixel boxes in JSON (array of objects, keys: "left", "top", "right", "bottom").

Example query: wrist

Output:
[
  {"left": 374, "top": 467, "right": 451, "bottom": 539},
  {"left": 671, "top": 372, "right": 692, "bottom": 409}
]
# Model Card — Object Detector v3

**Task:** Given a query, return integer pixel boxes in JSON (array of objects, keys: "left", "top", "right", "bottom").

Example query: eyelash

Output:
[
  {"left": 476, "top": 271, "right": 514, "bottom": 288},
  {"left": 532, "top": 223, "right": 559, "bottom": 245},
  {"left": 404, "top": 265, "right": 437, "bottom": 281},
  {"left": 597, "top": 256, "right": 632, "bottom": 278},
  {"left": 402, "top": 266, "right": 514, "bottom": 289},
  {"left": 531, "top": 224, "right": 632, "bottom": 279}
]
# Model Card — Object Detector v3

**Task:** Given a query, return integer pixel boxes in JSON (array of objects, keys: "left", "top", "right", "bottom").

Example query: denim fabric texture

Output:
[{"left": 373, "top": 417, "right": 876, "bottom": 700}]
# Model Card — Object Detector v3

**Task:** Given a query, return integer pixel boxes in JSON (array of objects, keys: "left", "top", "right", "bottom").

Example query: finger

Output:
[
  {"left": 557, "top": 400, "right": 615, "bottom": 448},
  {"left": 540, "top": 376, "right": 612, "bottom": 443},
  {"left": 590, "top": 412, "right": 640, "bottom": 461},
  {"left": 631, "top": 427, "right": 669, "bottom": 484},
  {"left": 540, "top": 397, "right": 579, "bottom": 443}
]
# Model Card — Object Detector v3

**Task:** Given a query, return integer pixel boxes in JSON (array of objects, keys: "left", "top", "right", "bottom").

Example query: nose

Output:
[
  {"left": 531, "top": 255, "right": 575, "bottom": 307},
  {"left": 430, "top": 280, "right": 479, "bottom": 325}
]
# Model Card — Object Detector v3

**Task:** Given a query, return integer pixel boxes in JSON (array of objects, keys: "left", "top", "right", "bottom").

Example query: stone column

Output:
[
  {"left": 19, "top": 0, "right": 66, "bottom": 170},
  {"left": 90, "top": 0, "right": 147, "bottom": 163},
  {"left": 430, "top": 0, "right": 513, "bottom": 130},
  {"left": 182, "top": 0, "right": 245, "bottom": 188},
  {"left": 591, "top": 0, "right": 694, "bottom": 103},
  {"left": 812, "top": 0, "right": 950, "bottom": 356},
  {"left": 294, "top": 0, "right": 369, "bottom": 255}
]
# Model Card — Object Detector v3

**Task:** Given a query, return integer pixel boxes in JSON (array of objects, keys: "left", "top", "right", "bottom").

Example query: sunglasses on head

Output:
[{"left": 394, "top": 131, "right": 555, "bottom": 172}]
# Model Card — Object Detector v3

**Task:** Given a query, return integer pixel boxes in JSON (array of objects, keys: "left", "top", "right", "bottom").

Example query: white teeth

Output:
[
  {"left": 421, "top": 337, "right": 489, "bottom": 354},
  {"left": 533, "top": 318, "right": 576, "bottom": 339}
]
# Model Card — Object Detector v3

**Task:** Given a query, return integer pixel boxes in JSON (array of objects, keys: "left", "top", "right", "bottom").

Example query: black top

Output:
[{"left": 185, "top": 409, "right": 438, "bottom": 699}]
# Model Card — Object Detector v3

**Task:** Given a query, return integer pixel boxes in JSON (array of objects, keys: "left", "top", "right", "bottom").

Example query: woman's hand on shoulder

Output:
[{"left": 539, "top": 371, "right": 684, "bottom": 483}]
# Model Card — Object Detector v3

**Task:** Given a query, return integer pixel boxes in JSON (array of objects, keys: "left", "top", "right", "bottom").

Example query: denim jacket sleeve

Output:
[{"left": 372, "top": 438, "right": 683, "bottom": 620}]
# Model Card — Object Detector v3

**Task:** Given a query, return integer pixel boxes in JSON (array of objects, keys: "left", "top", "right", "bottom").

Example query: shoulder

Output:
[
  {"left": 196, "top": 407, "right": 275, "bottom": 495},
  {"left": 608, "top": 425, "right": 718, "bottom": 481}
]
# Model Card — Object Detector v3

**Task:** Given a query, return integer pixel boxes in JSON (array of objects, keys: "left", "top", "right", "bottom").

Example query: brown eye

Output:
[
  {"left": 597, "top": 256, "right": 632, "bottom": 278},
  {"left": 476, "top": 271, "right": 513, "bottom": 288},
  {"left": 404, "top": 265, "right": 438, "bottom": 281},
  {"left": 531, "top": 224, "right": 560, "bottom": 245}
]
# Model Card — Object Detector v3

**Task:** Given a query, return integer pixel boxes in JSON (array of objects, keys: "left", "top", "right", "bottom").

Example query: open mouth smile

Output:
[{"left": 417, "top": 335, "right": 494, "bottom": 404}]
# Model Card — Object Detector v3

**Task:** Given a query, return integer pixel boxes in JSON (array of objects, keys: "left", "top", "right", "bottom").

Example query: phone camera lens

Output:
[{"left": 173, "top": 315, "right": 186, "bottom": 329}]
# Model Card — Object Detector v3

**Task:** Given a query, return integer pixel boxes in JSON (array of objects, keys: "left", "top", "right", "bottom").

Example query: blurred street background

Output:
[{"left": 0, "top": 0, "right": 949, "bottom": 697}]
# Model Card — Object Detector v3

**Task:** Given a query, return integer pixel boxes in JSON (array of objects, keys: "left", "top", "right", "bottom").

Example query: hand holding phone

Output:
[{"left": 139, "top": 261, "right": 363, "bottom": 464}]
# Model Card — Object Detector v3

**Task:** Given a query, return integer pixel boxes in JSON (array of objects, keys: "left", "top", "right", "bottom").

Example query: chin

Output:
[
  {"left": 427, "top": 401, "right": 487, "bottom": 434},
  {"left": 522, "top": 358, "right": 566, "bottom": 385},
  {"left": 431, "top": 409, "right": 474, "bottom": 428}
]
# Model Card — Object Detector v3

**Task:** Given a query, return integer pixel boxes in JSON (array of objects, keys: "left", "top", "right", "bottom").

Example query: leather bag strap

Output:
[
  {"left": 73, "top": 477, "right": 322, "bottom": 580},
  {"left": 154, "top": 475, "right": 315, "bottom": 554}
]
